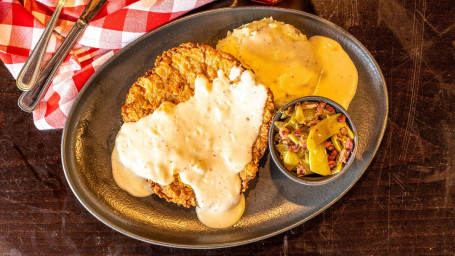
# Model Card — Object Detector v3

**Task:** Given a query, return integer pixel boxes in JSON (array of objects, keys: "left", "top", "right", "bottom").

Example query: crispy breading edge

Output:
[{"left": 121, "top": 42, "right": 242, "bottom": 123}]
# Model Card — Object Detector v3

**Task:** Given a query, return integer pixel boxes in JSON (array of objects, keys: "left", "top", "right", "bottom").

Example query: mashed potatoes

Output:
[{"left": 217, "top": 18, "right": 358, "bottom": 109}]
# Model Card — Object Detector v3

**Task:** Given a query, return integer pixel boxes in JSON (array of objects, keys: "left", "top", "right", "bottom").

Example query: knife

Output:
[{"left": 18, "top": 0, "right": 109, "bottom": 112}]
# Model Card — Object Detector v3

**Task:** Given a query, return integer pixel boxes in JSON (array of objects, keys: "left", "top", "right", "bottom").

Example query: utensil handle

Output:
[
  {"left": 18, "top": 20, "right": 86, "bottom": 112},
  {"left": 80, "top": 0, "right": 108, "bottom": 23},
  {"left": 16, "top": 0, "right": 66, "bottom": 91}
]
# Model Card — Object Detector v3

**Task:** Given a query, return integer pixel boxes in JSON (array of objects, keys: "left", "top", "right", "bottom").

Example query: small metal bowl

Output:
[{"left": 269, "top": 96, "right": 358, "bottom": 185}]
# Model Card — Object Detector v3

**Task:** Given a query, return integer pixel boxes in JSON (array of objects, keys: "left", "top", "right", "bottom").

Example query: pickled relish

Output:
[{"left": 273, "top": 101, "right": 354, "bottom": 177}]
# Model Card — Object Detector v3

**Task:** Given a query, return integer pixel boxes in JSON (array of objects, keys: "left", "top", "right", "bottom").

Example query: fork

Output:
[
  {"left": 16, "top": 0, "right": 66, "bottom": 91},
  {"left": 18, "top": 0, "right": 109, "bottom": 112}
]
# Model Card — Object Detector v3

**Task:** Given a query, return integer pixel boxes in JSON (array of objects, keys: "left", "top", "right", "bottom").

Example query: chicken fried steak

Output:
[{"left": 121, "top": 43, "right": 274, "bottom": 208}]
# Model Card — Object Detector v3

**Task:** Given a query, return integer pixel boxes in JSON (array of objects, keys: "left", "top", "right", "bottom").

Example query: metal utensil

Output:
[
  {"left": 16, "top": 0, "right": 66, "bottom": 91},
  {"left": 18, "top": 0, "right": 109, "bottom": 112}
]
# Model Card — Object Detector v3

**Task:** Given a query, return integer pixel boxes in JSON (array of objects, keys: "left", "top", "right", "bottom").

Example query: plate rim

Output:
[{"left": 61, "top": 6, "right": 389, "bottom": 249}]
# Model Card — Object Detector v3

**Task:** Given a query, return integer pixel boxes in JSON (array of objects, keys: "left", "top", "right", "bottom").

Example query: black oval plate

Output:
[{"left": 62, "top": 7, "right": 388, "bottom": 248}]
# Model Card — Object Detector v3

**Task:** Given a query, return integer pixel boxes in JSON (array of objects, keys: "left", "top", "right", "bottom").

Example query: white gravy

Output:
[
  {"left": 111, "top": 68, "right": 267, "bottom": 228},
  {"left": 112, "top": 147, "right": 153, "bottom": 197},
  {"left": 196, "top": 194, "right": 245, "bottom": 228}
]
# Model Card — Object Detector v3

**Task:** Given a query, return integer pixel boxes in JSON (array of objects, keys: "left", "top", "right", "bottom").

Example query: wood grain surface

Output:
[{"left": 1, "top": 0, "right": 454, "bottom": 255}]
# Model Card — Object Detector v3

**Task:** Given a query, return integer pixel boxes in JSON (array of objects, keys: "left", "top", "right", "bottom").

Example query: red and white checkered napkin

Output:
[{"left": 0, "top": 0, "right": 215, "bottom": 130}]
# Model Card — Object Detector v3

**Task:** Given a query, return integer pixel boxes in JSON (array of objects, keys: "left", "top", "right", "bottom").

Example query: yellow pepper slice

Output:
[
  {"left": 345, "top": 124, "right": 355, "bottom": 139},
  {"left": 331, "top": 135, "right": 342, "bottom": 152},
  {"left": 309, "top": 144, "right": 331, "bottom": 176},
  {"left": 331, "top": 162, "right": 343, "bottom": 174},
  {"left": 274, "top": 121, "right": 286, "bottom": 129},
  {"left": 307, "top": 113, "right": 344, "bottom": 151},
  {"left": 283, "top": 151, "right": 300, "bottom": 170},
  {"left": 275, "top": 144, "right": 288, "bottom": 156},
  {"left": 288, "top": 133, "right": 300, "bottom": 145},
  {"left": 294, "top": 106, "right": 305, "bottom": 124}
]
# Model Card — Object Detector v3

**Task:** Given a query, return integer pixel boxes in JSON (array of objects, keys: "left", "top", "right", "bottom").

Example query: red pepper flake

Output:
[
  {"left": 338, "top": 114, "right": 346, "bottom": 124},
  {"left": 300, "top": 139, "right": 307, "bottom": 150},
  {"left": 322, "top": 141, "right": 334, "bottom": 150},
  {"left": 339, "top": 149, "right": 350, "bottom": 163},
  {"left": 294, "top": 128, "right": 301, "bottom": 135},
  {"left": 328, "top": 161, "right": 337, "bottom": 169},
  {"left": 327, "top": 149, "right": 338, "bottom": 161},
  {"left": 315, "top": 102, "right": 326, "bottom": 117},
  {"left": 289, "top": 144, "right": 299, "bottom": 152},
  {"left": 340, "top": 127, "right": 348, "bottom": 136},
  {"left": 279, "top": 126, "right": 290, "bottom": 139},
  {"left": 325, "top": 104, "right": 335, "bottom": 112},
  {"left": 346, "top": 138, "right": 354, "bottom": 151},
  {"left": 296, "top": 164, "right": 307, "bottom": 175}
]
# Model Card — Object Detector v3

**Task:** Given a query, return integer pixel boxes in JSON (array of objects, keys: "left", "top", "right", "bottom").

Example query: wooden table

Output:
[{"left": 1, "top": 0, "right": 454, "bottom": 254}]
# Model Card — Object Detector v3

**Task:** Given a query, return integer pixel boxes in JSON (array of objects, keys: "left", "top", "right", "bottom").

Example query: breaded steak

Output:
[{"left": 121, "top": 42, "right": 274, "bottom": 208}]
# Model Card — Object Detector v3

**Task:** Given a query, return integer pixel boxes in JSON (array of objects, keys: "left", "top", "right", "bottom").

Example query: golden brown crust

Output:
[
  {"left": 121, "top": 42, "right": 274, "bottom": 208},
  {"left": 147, "top": 174, "right": 197, "bottom": 208},
  {"left": 121, "top": 42, "right": 243, "bottom": 122}
]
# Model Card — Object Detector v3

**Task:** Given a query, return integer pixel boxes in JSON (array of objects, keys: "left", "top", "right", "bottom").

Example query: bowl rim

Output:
[{"left": 268, "top": 96, "right": 358, "bottom": 186}]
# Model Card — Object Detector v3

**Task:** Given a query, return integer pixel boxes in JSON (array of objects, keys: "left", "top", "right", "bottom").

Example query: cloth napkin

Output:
[{"left": 0, "top": 0, "right": 215, "bottom": 130}]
